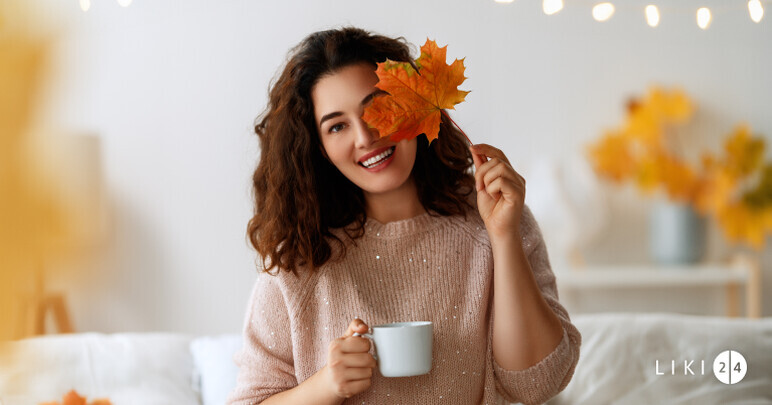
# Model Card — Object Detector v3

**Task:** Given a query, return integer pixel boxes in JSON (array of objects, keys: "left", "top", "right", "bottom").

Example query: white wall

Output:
[{"left": 22, "top": 0, "right": 772, "bottom": 334}]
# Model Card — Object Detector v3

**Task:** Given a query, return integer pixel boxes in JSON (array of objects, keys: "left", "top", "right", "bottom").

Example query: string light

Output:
[
  {"left": 697, "top": 7, "right": 712, "bottom": 29},
  {"left": 543, "top": 0, "right": 564, "bottom": 15},
  {"left": 748, "top": 0, "right": 765, "bottom": 22},
  {"left": 645, "top": 5, "right": 660, "bottom": 27},
  {"left": 593, "top": 3, "right": 615, "bottom": 21},
  {"left": 493, "top": 0, "right": 769, "bottom": 27}
]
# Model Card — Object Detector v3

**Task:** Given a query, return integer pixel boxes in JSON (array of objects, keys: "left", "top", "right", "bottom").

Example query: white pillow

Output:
[
  {"left": 189, "top": 334, "right": 242, "bottom": 405},
  {"left": 0, "top": 332, "right": 199, "bottom": 405},
  {"left": 546, "top": 313, "right": 772, "bottom": 404}
]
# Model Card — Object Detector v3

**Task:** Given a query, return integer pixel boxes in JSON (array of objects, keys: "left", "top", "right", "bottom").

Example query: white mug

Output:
[{"left": 354, "top": 321, "right": 433, "bottom": 377}]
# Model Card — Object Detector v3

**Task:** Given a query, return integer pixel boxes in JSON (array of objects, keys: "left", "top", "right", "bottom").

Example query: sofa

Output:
[{"left": 1, "top": 312, "right": 770, "bottom": 405}]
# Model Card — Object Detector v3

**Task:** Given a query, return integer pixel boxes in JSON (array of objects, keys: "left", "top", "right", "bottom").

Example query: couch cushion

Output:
[
  {"left": 0, "top": 332, "right": 200, "bottom": 405},
  {"left": 189, "top": 334, "right": 242, "bottom": 405},
  {"left": 546, "top": 312, "right": 772, "bottom": 404}
]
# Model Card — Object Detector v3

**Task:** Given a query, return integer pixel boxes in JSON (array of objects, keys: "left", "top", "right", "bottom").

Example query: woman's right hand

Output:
[{"left": 323, "top": 318, "right": 377, "bottom": 399}]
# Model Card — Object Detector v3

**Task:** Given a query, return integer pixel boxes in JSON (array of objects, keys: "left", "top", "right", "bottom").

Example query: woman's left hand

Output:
[{"left": 470, "top": 144, "right": 526, "bottom": 241}]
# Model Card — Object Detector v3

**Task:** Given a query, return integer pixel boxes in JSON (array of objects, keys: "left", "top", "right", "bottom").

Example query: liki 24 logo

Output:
[{"left": 655, "top": 350, "right": 747, "bottom": 384}]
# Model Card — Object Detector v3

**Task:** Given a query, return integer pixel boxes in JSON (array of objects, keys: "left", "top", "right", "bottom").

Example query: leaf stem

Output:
[{"left": 441, "top": 110, "right": 473, "bottom": 146}]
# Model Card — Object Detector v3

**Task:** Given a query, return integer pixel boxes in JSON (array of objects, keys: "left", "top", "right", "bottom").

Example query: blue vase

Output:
[{"left": 649, "top": 200, "right": 707, "bottom": 265}]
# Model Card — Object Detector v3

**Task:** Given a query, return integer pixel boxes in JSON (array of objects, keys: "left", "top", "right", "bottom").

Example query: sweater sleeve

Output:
[
  {"left": 226, "top": 273, "right": 297, "bottom": 405},
  {"left": 491, "top": 206, "right": 582, "bottom": 405}
]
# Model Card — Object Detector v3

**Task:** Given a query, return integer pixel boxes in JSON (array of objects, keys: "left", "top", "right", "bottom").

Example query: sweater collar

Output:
[{"left": 363, "top": 209, "right": 443, "bottom": 238}]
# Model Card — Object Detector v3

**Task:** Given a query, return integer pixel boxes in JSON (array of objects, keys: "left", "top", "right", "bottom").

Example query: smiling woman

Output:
[
  {"left": 232, "top": 26, "right": 581, "bottom": 405},
  {"left": 246, "top": 27, "right": 475, "bottom": 277},
  {"left": 312, "top": 62, "right": 422, "bottom": 220}
]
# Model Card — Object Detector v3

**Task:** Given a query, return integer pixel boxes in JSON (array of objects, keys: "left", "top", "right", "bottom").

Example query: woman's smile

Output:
[{"left": 358, "top": 145, "right": 397, "bottom": 172}]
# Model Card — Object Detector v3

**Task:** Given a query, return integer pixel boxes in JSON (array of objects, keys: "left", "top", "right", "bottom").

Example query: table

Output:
[{"left": 554, "top": 254, "right": 762, "bottom": 318}]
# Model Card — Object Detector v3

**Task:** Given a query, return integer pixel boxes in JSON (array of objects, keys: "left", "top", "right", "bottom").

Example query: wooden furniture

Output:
[
  {"left": 14, "top": 265, "right": 74, "bottom": 339},
  {"left": 555, "top": 254, "right": 762, "bottom": 318}
]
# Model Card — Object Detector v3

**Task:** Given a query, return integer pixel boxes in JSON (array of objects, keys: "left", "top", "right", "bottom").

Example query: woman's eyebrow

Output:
[
  {"left": 360, "top": 88, "right": 388, "bottom": 106},
  {"left": 319, "top": 89, "right": 388, "bottom": 127}
]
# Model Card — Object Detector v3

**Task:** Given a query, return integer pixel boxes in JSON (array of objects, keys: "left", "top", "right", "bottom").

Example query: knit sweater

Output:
[{"left": 226, "top": 205, "right": 581, "bottom": 405}]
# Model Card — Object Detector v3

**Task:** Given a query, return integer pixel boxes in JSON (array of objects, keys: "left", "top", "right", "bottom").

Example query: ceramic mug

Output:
[{"left": 353, "top": 321, "right": 433, "bottom": 377}]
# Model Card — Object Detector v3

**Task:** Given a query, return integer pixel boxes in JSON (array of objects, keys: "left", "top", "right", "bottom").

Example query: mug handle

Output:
[{"left": 352, "top": 332, "right": 377, "bottom": 360}]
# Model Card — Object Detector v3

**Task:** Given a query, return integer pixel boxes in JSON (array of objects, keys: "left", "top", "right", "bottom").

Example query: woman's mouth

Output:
[{"left": 358, "top": 146, "right": 396, "bottom": 172}]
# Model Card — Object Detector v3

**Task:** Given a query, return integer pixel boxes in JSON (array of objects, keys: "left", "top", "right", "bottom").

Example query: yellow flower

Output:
[
  {"left": 694, "top": 165, "right": 735, "bottom": 214},
  {"left": 717, "top": 202, "right": 770, "bottom": 249},
  {"left": 649, "top": 87, "right": 694, "bottom": 124},
  {"left": 724, "top": 124, "right": 765, "bottom": 178},
  {"left": 624, "top": 102, "right": 661, "bottom": 145},
  {"left": 587, "top": 132, "right": 637, "bottom": 182},
  {"left": 660, "top": 156, "right": 697, "bottom": 203},
  {"left": 588, "top": 86, "right": 770, "bottom": 250}
]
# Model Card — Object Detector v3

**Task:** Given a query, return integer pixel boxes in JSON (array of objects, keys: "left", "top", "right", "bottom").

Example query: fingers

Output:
[
  {"left": 484, "top": 177, "right": 524, "bottom": 202},
  {"left": 470, "top": 147, "right": 487, "bottom": 170},
  {"left": 341, "top": 366, "right": 374, "bottom": 380},
  {"left": 339, "top": 335, "right": 371, "bottom": 353},
  {"left": 342, "top": 318, "right": 369, "bottom": 338},
  {"left": 470, "top": 143, "right": 510, "bottom": 165},
  {"left": 474, "top": 157, "right": 507, "bottom": 192},
  {"left": 469, "top": 144, "right": 525, "bottom": 195},
  {"left": 341, "top": 352, "right": 377, "bottom": 368},
  {"left": 327, "top": 320, "right": 377, "bottom": 399},
  {"left": 470, "top": 144, "right": 513, "bottom": 192},
  {"left": 482, "top": 161, "right": 521, "bottom": 188}
]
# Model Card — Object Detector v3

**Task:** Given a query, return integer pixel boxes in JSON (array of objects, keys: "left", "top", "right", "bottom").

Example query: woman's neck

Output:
[{"left": 363, "top": 177, "right": 426, "bottom": 224}]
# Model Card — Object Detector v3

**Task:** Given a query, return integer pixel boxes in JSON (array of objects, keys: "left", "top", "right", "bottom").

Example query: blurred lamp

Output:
[
  {"left": 748, "top": 0, "right": 764, "bottom": 23},
  {"left": 646, "top": 5, "right": 660, "bottom": 27},
  {"left": 543, "top": 0, "right": 564, "bottom": 15},
  {"left": 697, "top": 7, "right": 712, "bottom": 29},
  {"left": 593, "top": 3, "right": 615, "bottom": 21}
]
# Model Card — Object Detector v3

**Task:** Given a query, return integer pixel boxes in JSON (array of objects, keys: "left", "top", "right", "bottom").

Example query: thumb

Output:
[{"left": 342, "top": 318, "right": 369, "bottom": 338}]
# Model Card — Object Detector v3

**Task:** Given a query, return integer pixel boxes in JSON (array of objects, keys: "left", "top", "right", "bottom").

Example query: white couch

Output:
[{"left": 1, "top": 313, "right": 770, "bottom": 405}]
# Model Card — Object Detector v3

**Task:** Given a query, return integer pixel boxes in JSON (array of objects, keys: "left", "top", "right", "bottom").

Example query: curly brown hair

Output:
[{"left": 247, "top": 27, "right": 477, "bottom": 276}]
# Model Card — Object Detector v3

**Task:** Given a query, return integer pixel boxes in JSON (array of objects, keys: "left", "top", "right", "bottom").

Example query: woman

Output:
[{"left": 227, "top": 27, "right": 581, "bottom": 405}]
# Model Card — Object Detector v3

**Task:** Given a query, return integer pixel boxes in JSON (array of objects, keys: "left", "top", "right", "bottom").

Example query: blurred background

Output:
[{"left": 2, "top": 0, "right": 770, "bottom": 339}]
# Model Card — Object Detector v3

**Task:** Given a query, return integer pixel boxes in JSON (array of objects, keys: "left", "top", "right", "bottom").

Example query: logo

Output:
[
  {"left": 654, "top": 350, "right": 747, "bottom": 384},
  {"left": 713, "top": 350, "right": 747, "bottom": 384}
]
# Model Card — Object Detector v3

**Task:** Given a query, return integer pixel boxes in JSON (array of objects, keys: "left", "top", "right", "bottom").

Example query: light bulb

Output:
[
  {"left": 543, "top": 0, "right": 564, "bottom": 15},
  {"left": 593, "top": 3, "right": 615, "bottom": 21},
  {"left": 748, "top": 0, "right": 764, "bottom": 23},
  {"left": 79, "top": 0, "right": 90, "bottom": 12},
  {"left": 646, "top": 5, "right": 660, "bottom": 27},
  {"left": 697, "top": 7, "right": 712, "bottom": 29},
  {"left": 116, "top": 0, "right": 132, "bottom": 7}
]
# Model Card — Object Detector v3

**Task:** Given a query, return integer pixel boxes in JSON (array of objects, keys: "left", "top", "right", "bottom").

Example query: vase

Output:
[{"left": 649, "top": 199, "right": 707, "bottom": 265}]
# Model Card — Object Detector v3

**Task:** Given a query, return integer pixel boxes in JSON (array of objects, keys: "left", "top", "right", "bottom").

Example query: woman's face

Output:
[{"left": 312, "top": 62, "right": 418, "bottom": 195}]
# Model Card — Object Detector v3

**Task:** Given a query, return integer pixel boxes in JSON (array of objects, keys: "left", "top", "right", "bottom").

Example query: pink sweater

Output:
[{"left": 227, "top": 205, "right": 581, "bottom": 405}]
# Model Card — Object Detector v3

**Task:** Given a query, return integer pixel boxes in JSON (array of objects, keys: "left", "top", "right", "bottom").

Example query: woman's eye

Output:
[{"left": 329, "top": 123, "right": 346, "bottom": 133}]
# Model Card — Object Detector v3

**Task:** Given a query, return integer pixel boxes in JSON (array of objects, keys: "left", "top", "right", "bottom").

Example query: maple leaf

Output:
[
  {"left": 362, "top": 39, "right": 470, "bottom": 144},
  {"left": 62, "top": 390, "right": 86, "bottom": 405},
  {"left": 38, "top": 390, "right": 112, "bottom": 405}
]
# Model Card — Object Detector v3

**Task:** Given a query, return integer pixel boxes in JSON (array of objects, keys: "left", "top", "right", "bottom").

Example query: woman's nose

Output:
[{"left": 353, "top": 118, "right": 379, "bottom": 149}]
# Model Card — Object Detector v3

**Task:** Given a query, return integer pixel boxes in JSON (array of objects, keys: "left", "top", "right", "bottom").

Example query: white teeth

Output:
[{"left": 362, "top": 147, "right": 395, "bottom": 168}]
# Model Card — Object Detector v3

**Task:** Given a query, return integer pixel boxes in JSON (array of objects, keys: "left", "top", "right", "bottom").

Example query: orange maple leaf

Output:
[
  {"left": 362, "top": 39, "right": 470, "bottom": 144},
  {"left": 62, "top": 390, "right": 87, "bottom": 405},
  {"left": 38, "top": 390, "right": 112, "bottom": 405}
]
